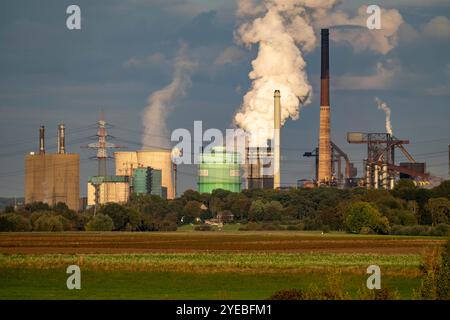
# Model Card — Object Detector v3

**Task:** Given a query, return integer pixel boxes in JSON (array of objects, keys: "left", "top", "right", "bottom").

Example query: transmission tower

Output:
[
  {"left": 83, "top": 112, "right": 124, "bottom": 176},
  {"left": 82, "top": 112, "right": 125, "bottom": 213}
]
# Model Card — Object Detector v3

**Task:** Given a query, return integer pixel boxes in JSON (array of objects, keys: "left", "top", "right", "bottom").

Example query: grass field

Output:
[{"left": 0, "top": 231, "right": 444, "bottom": 299}]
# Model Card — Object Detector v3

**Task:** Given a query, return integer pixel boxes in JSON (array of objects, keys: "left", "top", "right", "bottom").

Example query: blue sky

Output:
[{"left": 0, "top": 0, "right": 449, "bottom": 197}]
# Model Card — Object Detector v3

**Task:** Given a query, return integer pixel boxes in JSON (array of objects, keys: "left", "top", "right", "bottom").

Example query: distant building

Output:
[
  {"left": 198, "top": 146, "right": 241, "bottom": 194},
  {"left": 297, "top": 179, "right": 315, "bottom": 189},
  {"left": 131, "top": 167, "right": 164, "bottom": 198},
  {"left": 87, "top": 176, "right": 130, "bottom": 206},
  {"left": 115, "top": 150, "right": 175, "bottom": 199},
  {"left": 25, "top": 124, "right": 80, "bottom": 211},
  {"left": 25, "top": 154, "right": 80, "bottom": 211}
]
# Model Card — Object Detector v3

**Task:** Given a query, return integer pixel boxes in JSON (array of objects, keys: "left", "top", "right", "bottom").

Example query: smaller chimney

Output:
[
  {"left": 273, "top": 90, "right": 281, "bottom": 189},
  {"left": 57, "top": 124, "right": 66, "bottom": 154},
  {"left": 39, "top": 125, "right": 45, "bottom": 155}
]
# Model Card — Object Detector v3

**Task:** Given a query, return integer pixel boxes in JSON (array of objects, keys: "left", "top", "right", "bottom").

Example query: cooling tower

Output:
[
  {"left": 115, "top": 150, "right": 174, "bottom": 199},
  {"left": 318, "top": 28, "right": 332, "bottom": 184}
]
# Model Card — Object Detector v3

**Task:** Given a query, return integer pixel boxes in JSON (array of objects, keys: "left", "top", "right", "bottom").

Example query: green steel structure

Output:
[
  {"left": 88, "top": 176, "right": 128, "bottom": 185},
  {"left": 132, "top": 167, "right": 164, "bottom": 198},
  {"left": 198, "top": 146, "right": 241, "bottom": 194}
]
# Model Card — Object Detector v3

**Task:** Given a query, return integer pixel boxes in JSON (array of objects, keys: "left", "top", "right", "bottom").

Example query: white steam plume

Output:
[
  {"left": 234, "top": 0, "right": 336, "bottom": 147},
  {"left": 141, "top": 44, "right": 197, "bottom": 149},
  {"left": 375, "top": 97, "right": 393, "bottom": 135}
]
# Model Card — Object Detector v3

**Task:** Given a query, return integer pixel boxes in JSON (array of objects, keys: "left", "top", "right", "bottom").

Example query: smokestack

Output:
[
  {"left": 39, "top": 125, "right": 45, "bottom": 155},
  {"left": 57, "top": 124, "right": 66, "bottom": 154},
  {"left": 318, "top": 28, "right": 332, "bottom": 184},
  {"left": 274, "top": 90, "right": 281, "bottom": 189}
]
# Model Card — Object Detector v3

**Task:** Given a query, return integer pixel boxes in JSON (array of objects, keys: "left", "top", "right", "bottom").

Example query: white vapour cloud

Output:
[
  {"left": 375, "top": 97, "right": 393, "bottom": 135},
  {"left": 234, "top": 0, "right": 337, "bottom": 146},
  {"left": 233, "top": 1, "right": 405, "bottom": 146},
  {"left": 141, "top": 44, "right": 197, "bottom": 149}
]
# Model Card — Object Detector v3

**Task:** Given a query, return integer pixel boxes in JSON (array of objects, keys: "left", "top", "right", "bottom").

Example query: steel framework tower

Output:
[{"left": 83, "top": 113, "right": 123, "bottom": 177}]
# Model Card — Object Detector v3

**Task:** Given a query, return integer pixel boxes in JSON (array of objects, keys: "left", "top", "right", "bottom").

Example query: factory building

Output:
[
  {"left": 87, "top": 176, "right": 129, "bottom": 206},
  {"left": 114, "top": 150, "right": 175, "bottom": 199},
  {"left": 132, "top": 167, "right": 165, "bottom": 198},
  {"left": 25, "top": 125, "right": 80, "bottom": 211},
  {"left": 244, "top": 146, "right": 274, "bottom": 190},
  {"left": 198, "top": 146, "right": 241, "bottom": 194}
]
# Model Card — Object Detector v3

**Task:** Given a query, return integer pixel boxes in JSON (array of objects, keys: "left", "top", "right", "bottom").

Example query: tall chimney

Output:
[
  {"left": 57, "top": 124, "right": 66, "bottom": 154},
  {"left": 274, "top": 90, "right": 281, "bottom": 189},
  {"left": 318, "top": 28, "right": 332, "bottom": 184},
  {"left": 39, "top": 125, "right": 45, "bottom": 155}
]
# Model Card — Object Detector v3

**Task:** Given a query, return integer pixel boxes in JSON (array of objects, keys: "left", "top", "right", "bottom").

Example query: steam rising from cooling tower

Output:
[
  {"left": 233, "top": 0, "right": 337, "bottom": 147},
  {"left": 141, "top": 44, "right": 197, "bottom": 149},
  {"left": 375, "top": 97, "right": 393, "bottom": 135}
]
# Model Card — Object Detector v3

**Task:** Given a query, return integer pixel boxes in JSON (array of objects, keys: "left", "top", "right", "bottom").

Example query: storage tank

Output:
[{"left": 198, "top": 146, "right": 241, "bottom": 194}]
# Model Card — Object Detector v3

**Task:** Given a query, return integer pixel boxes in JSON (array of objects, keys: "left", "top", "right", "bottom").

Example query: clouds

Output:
[
  {"left": 124, "top": 52, "right": 169, "bottom": 69},
  {"left": 422, "top": 16, "right": 450, "bottom": 39},
  {"left": 425, "top": 85, "right": 450, "bottom": 96},
  {"left": 320, "top": 6, "right": 404, "bottom": 55},
  {"left": 214, "top": 46, "right": 246, "bottom": 66},
  {"left": 335, "top": 60, "right": 401, "bottom": 90}
]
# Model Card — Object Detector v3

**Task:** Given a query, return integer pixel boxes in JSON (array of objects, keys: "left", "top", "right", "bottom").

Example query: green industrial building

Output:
[
  {"left": 132, "top": 167, "right": 166, "bottom": 198},
  {"left": 198, "top": 146, "right": 241, "bottom": 194}
]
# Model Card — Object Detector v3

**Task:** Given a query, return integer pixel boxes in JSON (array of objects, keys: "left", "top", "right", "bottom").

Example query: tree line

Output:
[{"left": 0, "top": 179, "right": 449, "bottom": 235}]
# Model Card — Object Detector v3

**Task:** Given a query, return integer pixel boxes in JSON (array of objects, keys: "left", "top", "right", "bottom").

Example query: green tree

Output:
[
  {"left": 34, "top": 214, "right": 65, "bottom": 232},
  {"left": 25, "top": 201, "right": 51, "bottom": 212},
  {"left": 99, "top": 203, "right": 140, "bottom": 231},
  {"left": 426, "top": 197, "right": 450, "bottom": 226},
  {"left": 344, "top": 202, "right": 390, "bottom": 234},
  {"left": 182, "top": 200, "right": 204, "bottom": 224},
  {"left": 263, "top": 201, "right": 283, "bottom": 221},
  {"left": 248, "top": 200, "right": 265, "bottom": 221},
  {"left": 85, "top": 214, "right": 114, "bottom": 231},
  {"left": 417, "top": 237, "right": 450, "bottom": 299},
  {"left": 432, "top": 180, "right": 450, "bottom": 199},
  {"left": 226, "top": 193, "right": 251, "bottom": 220},
  {"left": 0, "top": 214, "right": 31, "bottom": 231}
]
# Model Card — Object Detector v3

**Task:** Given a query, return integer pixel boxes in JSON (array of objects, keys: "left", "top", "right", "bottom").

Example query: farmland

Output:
[{"left": 0, "top": 231, "right": 445, "bottom": 299}]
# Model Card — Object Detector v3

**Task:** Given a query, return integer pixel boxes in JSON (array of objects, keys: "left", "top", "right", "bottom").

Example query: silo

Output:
[{"left": 198, "top": 146, "right": 241, "bottom": 194}]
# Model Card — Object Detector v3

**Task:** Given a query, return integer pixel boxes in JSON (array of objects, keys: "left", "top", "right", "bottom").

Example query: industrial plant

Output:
[
  {"left": 22, "top": 29, "right": 441, "bottom": 210},
  {"left": 25, "top": 125, "right": 80, "bottom": 211}
]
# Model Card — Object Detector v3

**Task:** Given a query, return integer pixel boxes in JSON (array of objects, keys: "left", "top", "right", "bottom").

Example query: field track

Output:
[{"left": 0, "top": 232, "right": 444, "bottom": 254}]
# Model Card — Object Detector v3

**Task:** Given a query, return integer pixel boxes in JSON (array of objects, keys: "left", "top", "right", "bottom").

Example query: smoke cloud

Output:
[
  {"left": 141, "top": 44, "right": 197, "bottom": 149},
  {"left": 375, "top": 97, "right": 393, "bottom": 135},
  {"left": 233, "top": 1, "right": 405, "bottom": 147},
  {"left": 234, "top": 0, "right": 338, "bottom": 147}
]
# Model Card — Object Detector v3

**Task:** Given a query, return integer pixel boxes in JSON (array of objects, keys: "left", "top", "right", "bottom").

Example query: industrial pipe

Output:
[
  {"left": 274, "top": 89, "right": 281, "bottom": 189},
  {"left": 39, "top": 125, "right": 45, "bottom": 155},
  {"left": 57, "top": 124, "right": 65, "bottom": 154}
]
